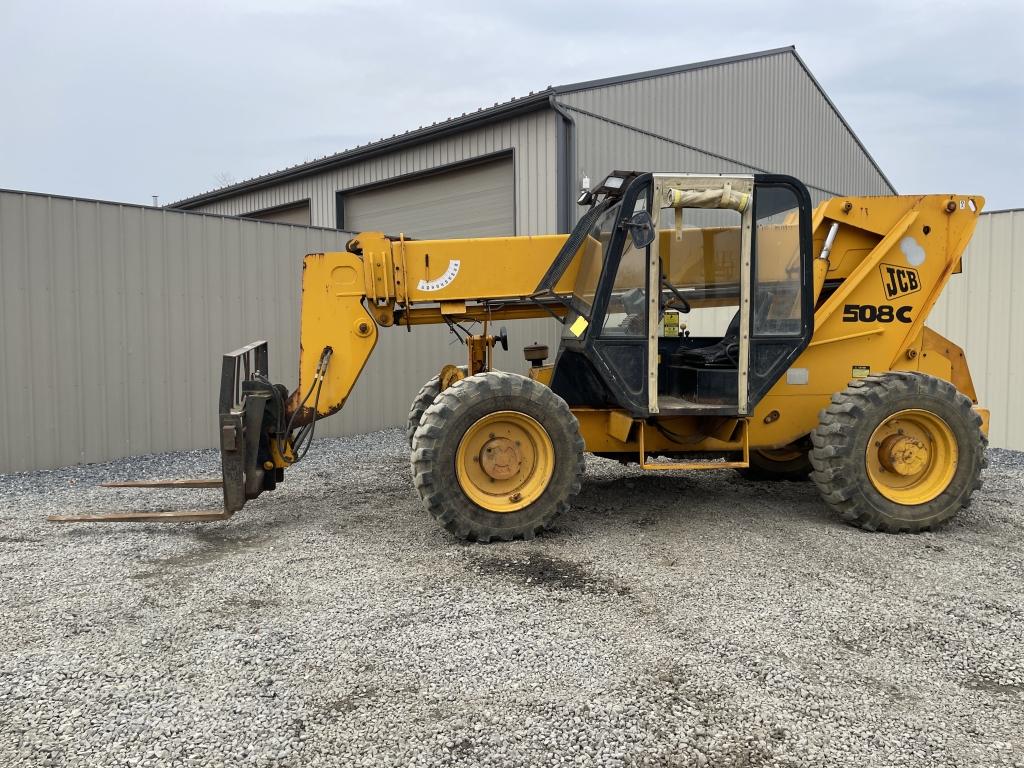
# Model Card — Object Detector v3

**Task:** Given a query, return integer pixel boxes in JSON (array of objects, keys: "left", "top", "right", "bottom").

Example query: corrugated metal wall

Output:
[
  {"left": 558, "top": 50, "right": 892, "bottom": 202},
  {"left": 0, "top": 190, "right": 563, "bottom": 472},
  {"left": 192, "top": 110, "right": 561, "bottom": 237},
  {"left": 928, "top": 209, "right": 1023, "bottom": 450}
]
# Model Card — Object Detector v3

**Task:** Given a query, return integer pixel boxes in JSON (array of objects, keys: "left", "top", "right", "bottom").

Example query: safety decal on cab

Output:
[
  {"left": 417, "top": 260, "right": 460, "bottom": 292},
  {"left": 879, "top": 262, "right": 921, "bottom": 300}
]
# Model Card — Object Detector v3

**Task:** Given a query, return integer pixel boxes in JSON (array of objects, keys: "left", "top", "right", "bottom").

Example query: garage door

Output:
[{"left": 342, "top": 158, "right": 514, "bottom": 239}]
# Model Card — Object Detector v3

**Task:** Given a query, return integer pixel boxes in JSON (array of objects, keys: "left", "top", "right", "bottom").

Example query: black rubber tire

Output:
[
  {"left": 736, "top": 448, "right": 812, "bottom": 482},
  {"left": 410, "top": 372, "right": 585, "bottom": 542},
  {"left": 406, "top": 367, "right": 466, "bottom": 448},
  {"left": 809, "top": 372, "right": 986, "bottom": 533}
]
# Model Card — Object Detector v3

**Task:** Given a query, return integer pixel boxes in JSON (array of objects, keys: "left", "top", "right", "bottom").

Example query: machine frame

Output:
[{"left": 51, "top": 170, "right": 989, "bottom": 536}]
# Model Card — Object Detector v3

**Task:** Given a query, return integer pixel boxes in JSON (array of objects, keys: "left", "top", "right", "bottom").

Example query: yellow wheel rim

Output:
[
  {"left": 865, "top": 409, "right": 958, "bottom": 504},
  {"left": 455, "top": 411, "right": 554, "bottom": 513}
]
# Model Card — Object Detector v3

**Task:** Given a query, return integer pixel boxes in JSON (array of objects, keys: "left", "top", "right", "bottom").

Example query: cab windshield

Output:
[{"left": 570, "top": 201, "right": 622, "bottom": 312}]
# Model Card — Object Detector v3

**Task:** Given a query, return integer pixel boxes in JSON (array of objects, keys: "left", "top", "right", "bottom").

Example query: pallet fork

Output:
[{"left": 49, "top": 341, "right": 280, "bottom": 523}]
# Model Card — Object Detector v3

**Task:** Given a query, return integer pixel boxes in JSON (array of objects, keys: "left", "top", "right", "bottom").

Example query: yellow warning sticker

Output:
[
  {"left": 569, "top": 315, "right": 589, "bottom": 337},
  {"left": 664, "top": 312, "right": 679, "bottom": 338},
  {"left": 852, "top": 365, "right": 870, "bottom": 379}
]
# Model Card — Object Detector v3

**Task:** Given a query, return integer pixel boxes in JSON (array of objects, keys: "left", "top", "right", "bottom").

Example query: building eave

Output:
[{"left": 170, "top": 91, "right": 552, "bottom": 209}]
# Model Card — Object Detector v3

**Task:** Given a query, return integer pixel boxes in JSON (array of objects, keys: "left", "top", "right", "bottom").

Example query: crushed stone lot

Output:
[{"left": 1, "top": 429, "right": 1023, "bottom": 768}]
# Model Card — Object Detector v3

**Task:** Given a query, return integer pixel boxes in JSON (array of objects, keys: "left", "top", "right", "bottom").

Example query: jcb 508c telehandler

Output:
[{"left": 52, "top": 171, "right": 989, "bottom": 541}]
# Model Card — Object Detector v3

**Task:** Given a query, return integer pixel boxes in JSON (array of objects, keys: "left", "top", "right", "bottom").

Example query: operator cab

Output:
[{"left": 534, "top": 171, "right": 814, "bottom": 417}]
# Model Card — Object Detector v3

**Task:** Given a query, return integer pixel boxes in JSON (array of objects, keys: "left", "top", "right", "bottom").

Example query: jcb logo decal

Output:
[{"left": 879, "top": 263, "right": 920, "bottom": 299}]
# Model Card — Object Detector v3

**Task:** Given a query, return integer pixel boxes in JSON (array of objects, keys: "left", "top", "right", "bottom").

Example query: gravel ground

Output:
[{"left": 1, "top": 429, "right": 1022, "bottom": 768}]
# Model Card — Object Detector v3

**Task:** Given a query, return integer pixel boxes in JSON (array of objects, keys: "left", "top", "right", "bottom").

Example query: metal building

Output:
[
  {"left": 3, "top": 47, "right": 924, "bottom": 473},
  {"left": 161, "top": 47, "right": 900, "bottom": 462},
  {"left": 172, "top": 47, "right": 894, "bottom": 237}
]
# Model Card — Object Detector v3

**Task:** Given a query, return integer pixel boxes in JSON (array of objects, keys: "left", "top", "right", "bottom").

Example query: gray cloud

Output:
[{"left": 1, "top": 0, "right": 1020, "bottom": 209}]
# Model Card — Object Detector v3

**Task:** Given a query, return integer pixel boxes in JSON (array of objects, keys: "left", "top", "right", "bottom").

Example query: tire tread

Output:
[
  {"left": 410, "top": 372, "right": 585, "bottom": 542},
  {"left": 809, "top": 372, "right": 986, "bottom": 533}
]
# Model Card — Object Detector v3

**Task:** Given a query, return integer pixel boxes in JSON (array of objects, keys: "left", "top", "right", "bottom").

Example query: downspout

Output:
[{"left": 549, "top": 94, "right": 577, "bottom": 234}]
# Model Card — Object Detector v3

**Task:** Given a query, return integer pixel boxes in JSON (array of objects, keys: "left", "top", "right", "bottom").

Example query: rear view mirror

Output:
[{"left": 625, "top": 211, "right": 655, "bottom": 249}]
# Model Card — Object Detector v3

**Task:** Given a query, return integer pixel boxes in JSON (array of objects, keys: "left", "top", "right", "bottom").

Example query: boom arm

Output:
[{"left": 286, "top": 232, "right": 576, "bottom": 426}]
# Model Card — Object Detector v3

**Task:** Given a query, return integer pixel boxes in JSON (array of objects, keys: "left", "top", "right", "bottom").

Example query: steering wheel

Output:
[{"left": 660, "top": 277, "right": 691, "bottom": 313}]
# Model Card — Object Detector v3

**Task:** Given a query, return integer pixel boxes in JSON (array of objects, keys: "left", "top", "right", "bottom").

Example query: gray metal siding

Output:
[
  {"left": 0, "top": 190, "right": 563, "bottom": 472},
  {"left": 0, "top": 191, "right": 348, "bottom": 472},
  {"left": 343, "top": 157, "right": 515, "bottom": 238},
  {"left": 558, "top": 50, "right": 891, "bottom": 201},
  {"left": 928, "top": 209, "right": 1023, "bottom": 450},
  {"left": 191, "top": 111, "right": 560, "bottom": 237}
]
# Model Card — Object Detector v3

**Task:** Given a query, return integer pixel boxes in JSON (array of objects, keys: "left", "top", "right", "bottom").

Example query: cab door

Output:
[
  {"left": 649, "top": 174, "right": 812, "bottom": 416},
  {"left": 745, "top": 176, "right": 814, "bottom": 410},
  {"left": 650, "top": 175, "right": 751, "bottom": 415}
]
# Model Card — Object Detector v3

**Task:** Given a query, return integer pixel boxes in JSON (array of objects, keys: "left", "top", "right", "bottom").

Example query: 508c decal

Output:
[{"left": 842, "top": 304, "right": 912, "bottom": 323}]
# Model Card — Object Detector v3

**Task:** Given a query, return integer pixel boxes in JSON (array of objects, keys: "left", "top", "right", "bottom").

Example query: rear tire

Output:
[
  {"left": 809, "top": 372, "right": 986, "bottom": 533},
  {"left": 737, "top": 447, "right": 812, "bottom": 481},
  {"left": 411, "top": 372, "right": 585, "bottom": 542}
]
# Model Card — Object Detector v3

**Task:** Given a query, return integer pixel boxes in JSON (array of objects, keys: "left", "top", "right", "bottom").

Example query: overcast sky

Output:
[{"left": 1, "top": 0, "right": 1021, "bottom": 211}]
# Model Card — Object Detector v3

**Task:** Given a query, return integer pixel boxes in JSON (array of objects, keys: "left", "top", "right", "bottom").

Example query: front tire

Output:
[
  {"left": 411, "top": 372, "right": 585, "bottom": 542},
  {"left": 809, "top": 372, "right": 986, "bottom": 533}
]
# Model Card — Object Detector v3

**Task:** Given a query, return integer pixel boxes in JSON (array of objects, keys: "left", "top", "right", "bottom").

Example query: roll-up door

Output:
[{"left": 342, "top": 158, "right": 514, "bottom": 238}]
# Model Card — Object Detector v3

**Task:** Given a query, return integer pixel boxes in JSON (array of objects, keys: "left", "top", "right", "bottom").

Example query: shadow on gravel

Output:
[
  {"left": 964, "top": 679, "right": 1024, "bottom": 695},
  {"left": 0, "top": 535, "right": 40, "bottom": 544},
  {"left": 128, "top": 516, "right": 305, "bottom": 580},
  {"left": 569, "top": 470, "right": 829, "bottom": 533},
  {"left": 470, "top": 553, "right": 631, "bottom": 597},
  {"left": 129, "top": 536, "right": 271, "bottom": 581},
  {"left": 326, "top": 683, "right": 380, "bottom": 714}
]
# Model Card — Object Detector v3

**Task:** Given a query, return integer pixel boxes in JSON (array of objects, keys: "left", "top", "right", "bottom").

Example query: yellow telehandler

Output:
[{"left": 52, "top": 171, "right": 988, "bottom": 540}]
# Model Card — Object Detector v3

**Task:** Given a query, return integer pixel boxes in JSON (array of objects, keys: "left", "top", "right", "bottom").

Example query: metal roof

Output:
[{"left": 171, "top": 46, "right": 892, "bottom": 208}]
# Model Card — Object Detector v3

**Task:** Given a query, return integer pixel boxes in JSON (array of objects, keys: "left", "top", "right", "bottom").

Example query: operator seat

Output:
[{"left": 671, "top": 292, "right": 773, "bottom": 368}]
